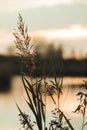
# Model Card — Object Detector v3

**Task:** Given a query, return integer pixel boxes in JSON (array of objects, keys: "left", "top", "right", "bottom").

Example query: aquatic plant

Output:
[
  {"left": 74, "top": 81, "right": 87, "bottom": 130},
  {"left": 13, "top": 14, "right": 75, "bottom": 130}
]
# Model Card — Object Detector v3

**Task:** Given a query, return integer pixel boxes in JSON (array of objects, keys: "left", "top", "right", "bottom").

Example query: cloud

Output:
[
  {"left": 0, "top": 0, "right": 32, "bottom": 11},
  {"left": 0, "top": 0, "right": 87, "bottom": 12},
  {"left": 0, "top": 0, "right": 87, "bottom": 13},
  {"left": 33, "top": 25, "right": 87, "bottom": 40},
  {"left": 73, "top": 0, "right": 87, "bottom": 4},
  {"left": 0, "top": 0, "right": 73, "bottom": 11}
]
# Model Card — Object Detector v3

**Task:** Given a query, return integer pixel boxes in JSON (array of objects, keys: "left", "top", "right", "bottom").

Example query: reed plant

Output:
[
  {"left": 74, "top": 81, "right": 87, "bottom": 130},
  {"left": 13, "top": 14, "right": 87, "bottom": 130}
]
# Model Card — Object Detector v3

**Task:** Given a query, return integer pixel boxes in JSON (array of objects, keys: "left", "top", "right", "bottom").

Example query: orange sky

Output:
[{"left": 0, "top": 24, "right": 87, "bottom": 59}]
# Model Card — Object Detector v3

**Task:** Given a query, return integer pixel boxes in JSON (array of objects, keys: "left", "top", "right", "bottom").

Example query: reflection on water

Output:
[{"left": 0, "top": 76, "right": 87, "bottom": 130}]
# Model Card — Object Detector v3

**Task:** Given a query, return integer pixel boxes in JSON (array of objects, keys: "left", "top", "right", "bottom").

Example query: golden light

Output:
[{"left": 32, "top": 25, "right": 87, "bottom": 40}]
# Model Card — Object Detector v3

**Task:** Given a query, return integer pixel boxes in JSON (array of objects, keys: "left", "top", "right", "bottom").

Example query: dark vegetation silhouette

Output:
[
  {"left": 13, "top": 14, "right": 87, "bottom": 130},
  {"left": 0, "top": 48, "right": 87, "bottom": 77},
  {"left": 0, "top": 43, "right": 87, "bottom": 91}
]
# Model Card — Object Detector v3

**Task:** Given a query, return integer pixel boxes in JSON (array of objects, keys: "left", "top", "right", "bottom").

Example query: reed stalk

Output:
[{"left": 13, "top": 14, "right": 76, "bottom": 130}]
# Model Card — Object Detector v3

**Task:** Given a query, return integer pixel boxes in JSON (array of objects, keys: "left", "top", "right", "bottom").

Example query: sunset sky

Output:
[
  {"left": 0, "top": 1, "right": 87, "bottom": 129},
  {"left": 0, "top": 0, "right": 87, "bottom": 57}
]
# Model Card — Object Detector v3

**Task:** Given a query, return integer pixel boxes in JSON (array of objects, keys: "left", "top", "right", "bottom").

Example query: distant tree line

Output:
[{"left": 0, "top": 43, "right": 87, "bottom": 77}]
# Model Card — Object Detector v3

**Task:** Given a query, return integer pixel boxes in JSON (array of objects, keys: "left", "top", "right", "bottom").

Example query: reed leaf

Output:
[
  {"left": 25, "top": 99, "right": 37, "bottom": 117},
  {"left": 40, "top": 94, "right": 45, "bottom": 122},
  {"left": 22, "top": 76, "right": 37, "bottom": 117},
  {"left": 60, "top": 110, "right": 75, "bottom": 130},
  {"left": 23, "top": 76, "right": 45, "bottom": 106},
  {"left": 22, "top": 76, "right": 30, "bottom": 100},
  {"left": 22, "top": 76, "right": 45, "bottom": 130},
  {"left": 50, "top": 94, "right": 56, "bottom": 105},
  {"left": 58, "top": 75, "right": 63, "bottom": 94},
  {"left": 22, "top": 76, "right": 37, "bottom": 107},
  {"left": 16, "top": 103, "right": 33, "bottom": 130},
  {"left": 37, "top": 96, "right": 43, "bottom": 130},
  {"left": 83, "top": 122, "right": 87, "bottom": 128}
]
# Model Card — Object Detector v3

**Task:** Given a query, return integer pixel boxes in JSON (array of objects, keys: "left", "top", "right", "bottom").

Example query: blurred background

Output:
[{"left": 0, "top": 0, "right": 87, "bottom": 130}]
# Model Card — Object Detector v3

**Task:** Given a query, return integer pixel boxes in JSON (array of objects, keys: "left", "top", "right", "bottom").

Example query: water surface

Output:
[{"left": 0, "top": 76, "right": 87, "bottom": 130}]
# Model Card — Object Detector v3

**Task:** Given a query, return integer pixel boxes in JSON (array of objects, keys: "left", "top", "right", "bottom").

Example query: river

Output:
[{"left": 0, "top": 76, "right": 87, "bottom": 130}]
